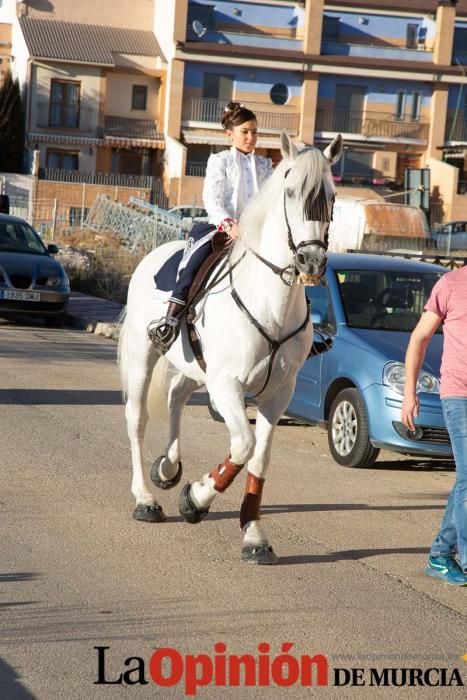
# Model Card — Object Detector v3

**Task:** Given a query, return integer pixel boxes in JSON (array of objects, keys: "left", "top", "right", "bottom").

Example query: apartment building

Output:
[
  {"left": 156, "top": 0, "right": 467, "bottom": 222},
  {"left": 3, "top": 0, "right": 467, "bottom": 222},
  {"left": 3, "top": 0, "right": 166, "bottom": 209}
]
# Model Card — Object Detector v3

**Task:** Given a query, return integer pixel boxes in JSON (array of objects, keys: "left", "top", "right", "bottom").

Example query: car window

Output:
[
  {"left": 0, "top": 222, "right": 46, "bottom": 254},
  {"left": 306, "top": 285, "right": 334, "bottom": 328},
  {"left": 336, "top": 269, "right": 444, "bottom": 332}
]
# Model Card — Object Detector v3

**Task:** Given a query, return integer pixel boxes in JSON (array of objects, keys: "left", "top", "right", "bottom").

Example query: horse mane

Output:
[{"left": 236, "top": 146, "right": 334, "bottom": 255}]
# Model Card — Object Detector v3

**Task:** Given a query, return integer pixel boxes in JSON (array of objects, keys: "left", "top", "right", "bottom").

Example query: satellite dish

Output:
[{"left": 192, "top": 20, "right": 207, "bottom": 38}]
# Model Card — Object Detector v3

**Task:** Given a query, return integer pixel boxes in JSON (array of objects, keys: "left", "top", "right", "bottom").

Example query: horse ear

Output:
[
  {"left": 323, "top": 134, "right": 343, "bottom": 165},
  {"left": 280, "top": 131, "right": 298, "bottom": 160}
]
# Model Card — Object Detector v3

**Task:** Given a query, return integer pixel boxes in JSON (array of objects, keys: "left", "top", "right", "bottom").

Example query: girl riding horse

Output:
[{"left": 149, "top": 101, "right": 273, "bottom": 351}]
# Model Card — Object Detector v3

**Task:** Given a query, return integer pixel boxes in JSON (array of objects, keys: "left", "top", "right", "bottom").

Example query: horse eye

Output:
[{"left": 286, "top": 188, "right": 295, "bottom": 198}]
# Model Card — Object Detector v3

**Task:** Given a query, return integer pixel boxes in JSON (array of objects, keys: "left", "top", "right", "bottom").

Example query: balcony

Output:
[
  {"left": 315, "top": 109, "right": 429, "bottom": 142},
  {"left": 35, "top": 101, "right": 98, "bottom": 134},
  {"left": 321, "top": 40, "right": 432, "bottom": 63},
  {"left": 445, "top": 117, "right": 467, "bottom": 144},
  {"left": 182, "top": 98, "right": 300, "bottom": 135}
]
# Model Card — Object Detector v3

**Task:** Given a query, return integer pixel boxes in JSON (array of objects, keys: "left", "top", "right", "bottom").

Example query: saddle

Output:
[
  {"left": 187, "top": 230, "right": 231, "bottom": 306},
  {"left": 186, "top": 230, "right": 231, "bottom": 370}
]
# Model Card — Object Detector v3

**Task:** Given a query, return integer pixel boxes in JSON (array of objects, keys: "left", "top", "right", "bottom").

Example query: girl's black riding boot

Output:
[{"left": 147, "top": 301, "right": 185, "bottom": 352}]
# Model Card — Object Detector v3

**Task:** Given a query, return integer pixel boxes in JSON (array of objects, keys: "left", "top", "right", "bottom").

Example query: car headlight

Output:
[
  {"left": 382, "top": 361, "right": 440, "bottom": 396},
  {"left": 46, "top": 273, "right": 69, "bottom": 288}
]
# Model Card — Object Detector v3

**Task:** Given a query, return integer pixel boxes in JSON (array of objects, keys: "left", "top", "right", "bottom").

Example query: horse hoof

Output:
[
  {"left": 132, "top": 503, "right": 166, "bottom": 523},
  {"left": 150, "top": 457, "right": 183, "bottom": 490},
  {"left": 241, "top": 544, "right": 278, "bottom": 565},
  {"left": 178, "top": 483, "right": 209, "bottom": 524}
]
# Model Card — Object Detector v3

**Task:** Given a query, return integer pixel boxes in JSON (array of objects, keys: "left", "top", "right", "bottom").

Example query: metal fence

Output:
[
  {"left": 316, "top": 109, "right": 429, "bottom": 140},
  {"left": 182, "top": 98, "right": 300, "bottom": 134}
]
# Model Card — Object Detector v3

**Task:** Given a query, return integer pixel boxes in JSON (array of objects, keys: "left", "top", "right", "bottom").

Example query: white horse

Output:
[{"left": 118, "top": 132, "right": 342, "bottom": 564}]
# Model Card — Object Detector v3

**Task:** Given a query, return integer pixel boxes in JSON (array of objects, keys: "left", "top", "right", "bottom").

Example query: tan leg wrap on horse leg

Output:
[
  {"left": 240, "top": 472, "right": 265, "bottom": 529},
  {"left": 210, "top": 457, "right": 244, "bottom": 493}
]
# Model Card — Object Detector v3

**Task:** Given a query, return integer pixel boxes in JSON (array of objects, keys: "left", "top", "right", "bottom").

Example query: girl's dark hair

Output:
[{"left": 221, "top": 101, "right": 257, "bottom": 130}]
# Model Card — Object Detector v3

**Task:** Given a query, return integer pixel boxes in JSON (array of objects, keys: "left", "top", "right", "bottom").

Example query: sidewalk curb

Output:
[{"left": 66, "top": 312, "right": 120, "bottom": 340}]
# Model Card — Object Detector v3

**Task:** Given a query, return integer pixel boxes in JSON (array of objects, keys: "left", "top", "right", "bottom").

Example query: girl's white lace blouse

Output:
[{"left": 203, "top": 147, "right": 273, "bottom": 226}]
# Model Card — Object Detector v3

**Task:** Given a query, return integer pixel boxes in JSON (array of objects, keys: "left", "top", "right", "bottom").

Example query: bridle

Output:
[{"left": 241, "top": 169, "right": 334, "bottom": 286}]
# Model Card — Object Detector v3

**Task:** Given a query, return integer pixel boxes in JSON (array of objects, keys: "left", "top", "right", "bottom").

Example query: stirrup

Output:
[{"left": 147, "top": 316, "right": 180, "bottom": 352}]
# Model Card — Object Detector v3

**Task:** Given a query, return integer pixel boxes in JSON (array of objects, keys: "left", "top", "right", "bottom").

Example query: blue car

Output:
[{"left": 287, "top": 253, "right": 452, "bottom": 467}]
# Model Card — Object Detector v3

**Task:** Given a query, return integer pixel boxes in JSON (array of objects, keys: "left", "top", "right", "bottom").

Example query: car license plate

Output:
[{"left": 0, "top": 290, "right": 41, "bottom": 302}]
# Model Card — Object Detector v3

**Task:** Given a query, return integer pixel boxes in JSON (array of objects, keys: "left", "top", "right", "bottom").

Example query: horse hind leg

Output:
[
  {"left": 124, "top": 340, "right": 166, "bottom": 523},
  {"left": 179, "top": 377, "right": 255, "bottom": 524},
  {"left": 150, "top": 374, "right": 199, "bottom": 490}
]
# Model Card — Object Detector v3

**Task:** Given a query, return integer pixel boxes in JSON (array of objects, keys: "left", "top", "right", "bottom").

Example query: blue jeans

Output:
[{"left": 430, "top": 397, "right": 467, "bottom": 572}]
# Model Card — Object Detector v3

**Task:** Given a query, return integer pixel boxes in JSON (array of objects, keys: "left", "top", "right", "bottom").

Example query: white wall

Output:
[{"left": 0, "top": 0, "right": 17, "bottom": 23}]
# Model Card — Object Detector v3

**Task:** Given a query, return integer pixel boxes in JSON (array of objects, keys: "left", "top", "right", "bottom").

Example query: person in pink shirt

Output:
[{"left": 402, "top": 265, "right": 467, "bottom": 586}]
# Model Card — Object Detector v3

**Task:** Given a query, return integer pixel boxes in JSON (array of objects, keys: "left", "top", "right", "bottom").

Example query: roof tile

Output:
[{"left": 19, "top": 16, "right": 165, "bottom": 65}]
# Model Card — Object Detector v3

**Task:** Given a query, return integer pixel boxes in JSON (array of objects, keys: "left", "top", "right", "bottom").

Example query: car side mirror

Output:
[
  {"left": 311, "top": 309, "right": 324, "bottom": 324},
  {"left": 47, "top": 243, "right": 59, "bottom": 254},
  {"left": 308, "top": 330, "right": 333, "bottom": 358}
]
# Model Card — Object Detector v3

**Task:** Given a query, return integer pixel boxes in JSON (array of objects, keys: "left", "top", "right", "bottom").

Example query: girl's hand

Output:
[{"left": 228, "top": 222, "right": 240, "bottom": 240}]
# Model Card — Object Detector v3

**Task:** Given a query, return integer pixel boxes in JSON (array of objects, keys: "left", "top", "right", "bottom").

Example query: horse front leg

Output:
[
  {"left": 241, "top": 382, "right": 296, "bottom": 564},
  {"left": 178, "top": 377, "right": 254, "bottom": 524},
  {"left": 150, "top": 374, "right": 199, "bottom": 491}
]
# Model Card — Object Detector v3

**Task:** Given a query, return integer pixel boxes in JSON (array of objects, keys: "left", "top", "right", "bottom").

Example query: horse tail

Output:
[
  {"left": 117, "top": 307, "right": 129, "bottom": 399},
  {"left": 118, "top": 308, "right": 177, "bottom": 422},
  {"left": 146, "top": 355, "right": 179, "bottom": 423}
]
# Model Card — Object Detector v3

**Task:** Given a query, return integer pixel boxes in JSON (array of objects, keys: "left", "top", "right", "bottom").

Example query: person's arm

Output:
[
  {"left": 401, "top": 311, "right": 441, "bottom": 431},
  {"left": 202, "top": 153, "right": 231, "bottom": 227}
]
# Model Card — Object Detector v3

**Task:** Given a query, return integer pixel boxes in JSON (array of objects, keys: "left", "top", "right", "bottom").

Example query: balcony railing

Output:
[
  {"left": 186, "top": 161, "right": 208, "bottom": 177},
  {"left": 445, "top": 118, "right": 467, "bottom": 143},
  {"left": 316, "top": 109, "right": 429, "bottom": 141},
  {"left": 35, "top": 101, "right": 98, "bottom": 133},
  {"left": 182, "top": 98, "right": 300, "bottom": 134},
  {"left": 39, "top": 168, "right": 157, "bottom": 189}
]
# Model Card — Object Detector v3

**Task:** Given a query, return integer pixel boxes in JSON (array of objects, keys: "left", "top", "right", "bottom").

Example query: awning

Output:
[
  {"left": 103, "top": 136, "right": 164, "bottom": 149},
  {"left": 28, "top": 131, "right": 103, "bottom": 146}
]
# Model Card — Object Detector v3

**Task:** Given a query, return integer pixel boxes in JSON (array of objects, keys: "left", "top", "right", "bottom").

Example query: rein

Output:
[{"left": 229, "top": 260, "right": 311, "bottom": 398}]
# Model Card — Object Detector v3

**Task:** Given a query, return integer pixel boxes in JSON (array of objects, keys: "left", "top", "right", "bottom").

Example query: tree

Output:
[{"left": 0, "top": 71, "right": 25, "bottom": 173}]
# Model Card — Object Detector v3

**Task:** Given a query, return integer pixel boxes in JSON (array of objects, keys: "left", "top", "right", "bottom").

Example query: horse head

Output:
[{"left": 279, "top": 131, "right": 343, "bottom": 285}]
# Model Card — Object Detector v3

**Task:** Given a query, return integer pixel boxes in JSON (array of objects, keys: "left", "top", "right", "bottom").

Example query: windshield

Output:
[
  {"left": 0, "top": 221, "right": 46, "bottom": 255},
  {"left": 336, "top": 268, "right": 444, "bottom": 332}
]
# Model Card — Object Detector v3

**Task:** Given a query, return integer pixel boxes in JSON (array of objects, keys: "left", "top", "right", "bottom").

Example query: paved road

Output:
[{"left": 0, "top": 320, "right": 466, "bottom": 699}]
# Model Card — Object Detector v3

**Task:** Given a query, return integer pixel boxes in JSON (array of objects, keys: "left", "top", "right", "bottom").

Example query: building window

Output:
[
  {"left": 132, "top": 85, "right": 148, "bottom": 111},
  {"left": 323, "top": 15, "right": 340, "bottom": 41},
  {"left": 188, "top": 3, "right": 215, "bottom": 30},
  {"left": 395, "top": 92, "right": 406, "bottom": 120},
  {"left": 49, "top": 80, "right": 80, "bottom": 128},
  {"left": 406, "top": 24, "right": 418, "bottom": 49},
  {"left": 410, "top": 92, "right": 421, "bottom": 121},
  {"left": 46, "top": 150, "right": 79, "bottom": 170},
  {"left": 69, "top": 207, "right": 89, "bottom": 226},
  {"left": 202, "top": 73, "right": 234, "bottom": 101},
  {"left": 270, "top": 83, "right": 289, "bottom": 106}
]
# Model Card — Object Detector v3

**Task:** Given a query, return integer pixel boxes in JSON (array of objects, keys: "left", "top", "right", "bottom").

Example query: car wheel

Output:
[
  {"left": 328, "top": 388, "right": 380, "bottom": 468},
  {"left": 208, "top": 397, "right": 225, "bottom": 423}
]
